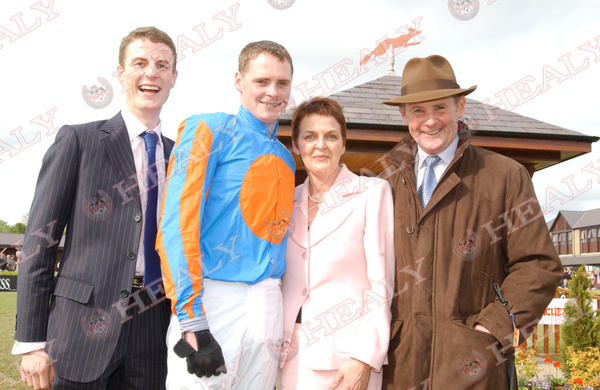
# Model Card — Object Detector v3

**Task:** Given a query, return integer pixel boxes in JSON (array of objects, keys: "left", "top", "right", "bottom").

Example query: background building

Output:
[{"left": 548, "top": 208, "right": 600, "bottom": 267}]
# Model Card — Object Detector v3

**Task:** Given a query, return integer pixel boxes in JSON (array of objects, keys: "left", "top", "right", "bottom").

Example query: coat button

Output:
[
  {"left": 120, "top": 290, "right": 129, "bottom": 298},
  {"left": 401, "top": 177, "right": 406, "bottom": 185},
  {"left": 302, "top": 252, "right": 308, "bottom": 260},
  {"left": 301, "top": 288, "right": 307, "bottom": 296},
  {"left": 127, "top": 252, "right": 136, "bottom": 261},
  {"left": 134, "top": 214, "right": 142, "bottom": 223},
  {"left": 407, "top": 225, "right": 414, "bottom": 234}
]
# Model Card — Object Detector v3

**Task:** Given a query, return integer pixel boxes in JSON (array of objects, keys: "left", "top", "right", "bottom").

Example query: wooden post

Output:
[
  {"left": 554, "top": 325, "right": 560, "bottom": 355},
  {"left": 543, "top": 325, "right": 550, "bottom": 354}
]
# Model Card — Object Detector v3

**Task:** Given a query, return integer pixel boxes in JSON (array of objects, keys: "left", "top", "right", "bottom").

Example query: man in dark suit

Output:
[{"left": 14, "top": 26, "right": 178, "bottom": 389}]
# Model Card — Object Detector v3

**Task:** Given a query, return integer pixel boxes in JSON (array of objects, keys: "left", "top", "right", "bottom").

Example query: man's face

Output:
[
  {"left": 235, "top": 53, "right": 292, "bottom": 125},
  {"left": 401, "top": 95, "right": 465, "bottom": 156},
  {"left": 117, "top": 39, "right": 177, "bottom": 122}
]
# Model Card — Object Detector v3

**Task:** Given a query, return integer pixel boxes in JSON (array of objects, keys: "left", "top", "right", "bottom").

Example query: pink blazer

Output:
[{"left": 280, "top": 165, "right": 395, "bottom": 371}]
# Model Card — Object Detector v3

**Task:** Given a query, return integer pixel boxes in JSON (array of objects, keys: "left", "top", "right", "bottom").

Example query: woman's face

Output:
[{"left": 293, "top": 114, "right": 345, "bottom": 178}]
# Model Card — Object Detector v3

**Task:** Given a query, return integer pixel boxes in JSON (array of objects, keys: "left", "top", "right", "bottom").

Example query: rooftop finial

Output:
[{"left": 387, "top": 52, "right": 396, "bottom": 76}]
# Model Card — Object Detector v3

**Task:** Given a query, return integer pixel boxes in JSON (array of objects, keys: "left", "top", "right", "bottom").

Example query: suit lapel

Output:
[
  {"left": 290, "top": 180, "right": 310, "bottom": 250},
  {"left": 303, "top": 166, "right": 358, "bottom": 248},
  {"left": 101, "top": 112, "right": 142, "bottom": 210},
  {"left": 162, "top": 135, "right": 174, "bottom": 171}
]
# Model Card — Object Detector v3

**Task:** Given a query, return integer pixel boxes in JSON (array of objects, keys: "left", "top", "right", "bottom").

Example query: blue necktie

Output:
[
  {"left": 142, "top": 131, "right": 162, "bottom": 293},
  {"left": 418, "top": 155, "right": 441, "bottom": 210}
]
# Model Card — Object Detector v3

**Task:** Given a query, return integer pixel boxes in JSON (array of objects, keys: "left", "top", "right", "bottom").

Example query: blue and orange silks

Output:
[{"left": 157, "top": 106, "right": 296, "bottom": 321}]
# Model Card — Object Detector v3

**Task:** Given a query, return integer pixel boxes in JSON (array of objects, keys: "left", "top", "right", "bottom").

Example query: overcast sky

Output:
[{"left": 1, "top": 0, "right": 599, "bottom": 225}]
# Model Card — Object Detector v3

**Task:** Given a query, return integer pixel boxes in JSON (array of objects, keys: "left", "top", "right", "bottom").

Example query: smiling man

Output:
[
  {"left": 14, "top": 27, "right": 177, "bottom": 389},
  {"left": 381, "top": 55, "right": 562, "bottom": 389},
  {"left": 157, "top": 40, "right": 296, "bottom": 389}
]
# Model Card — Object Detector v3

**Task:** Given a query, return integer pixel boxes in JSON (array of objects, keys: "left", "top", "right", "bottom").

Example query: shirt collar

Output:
[
  {"left": 237, "top": 105, "right": 279, "bottom": 139},
  {"left": 417, "top": 136, "right": 458, "bottom": 168},
  {"left": 121, "top": 108, "right": 162, "bottom": 143}
]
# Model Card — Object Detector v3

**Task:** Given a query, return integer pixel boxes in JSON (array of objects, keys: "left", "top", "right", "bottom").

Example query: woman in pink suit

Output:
[{"left": 276, "top": 97, "right": 395, "bottom": 390}]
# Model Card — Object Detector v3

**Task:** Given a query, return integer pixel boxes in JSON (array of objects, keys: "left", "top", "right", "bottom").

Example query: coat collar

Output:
[
  {"left": 385, "top": 133, "right": 471, "bottom": 218},
  {"left": 386, "top": 132, "right": 470, "bottom": 168},
  {"left": 237, "top": 105, "right": 280, "bottom": 139},
  {"left": 290, "top": 165, "right": 361, "bottom": 249}
]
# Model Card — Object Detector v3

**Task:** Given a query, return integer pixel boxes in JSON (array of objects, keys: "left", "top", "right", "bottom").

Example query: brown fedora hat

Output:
[{"left": 383, "top": 54, "right": 476, "bottom": 106}]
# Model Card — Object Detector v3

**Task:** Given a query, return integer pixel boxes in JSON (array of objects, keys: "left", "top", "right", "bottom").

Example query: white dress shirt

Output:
[
  {"left": 121, "top": 109, "right": 167, "bottom": 277},
  {"left": 415, "top": 136, "right": 459, "bottom": 192}
]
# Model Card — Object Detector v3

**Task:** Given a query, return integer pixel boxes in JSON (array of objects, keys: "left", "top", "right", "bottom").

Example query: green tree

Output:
[
  {"left": 0, "top": 219, "right": 9, "bottom": 233},
  {"left": 7, "top": 223, "right": 26, "bottom": 234},
  {"left": 560, "top": 265, "right": 600, "bottom": 378}
]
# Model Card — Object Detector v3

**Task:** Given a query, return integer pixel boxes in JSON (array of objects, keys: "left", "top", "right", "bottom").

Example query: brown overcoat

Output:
[{"left": 382, "top": 134, "right": 562, "bottom": 389}]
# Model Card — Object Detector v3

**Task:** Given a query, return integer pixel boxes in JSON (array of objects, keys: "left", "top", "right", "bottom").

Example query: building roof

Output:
[
  {"left": 560, "top": 254, "right": 600, "bottom": 267},
  {"left": 0, "top": 233, "right": 24, "bottom": 247},
  {"left": 560, "top": 211, "right": 587, "bottom": 229},
  {"left": 279, "top": 75, "right": 598, "bottom": 177},
  {"left": 326, "top": 75, "right": 597, "bottom": 141},
  {"left": 573, "top": 208, "right": 600, "bottom": 229},
  {"left": 550, "top": 208, "right": 600, "bottom": 231}
]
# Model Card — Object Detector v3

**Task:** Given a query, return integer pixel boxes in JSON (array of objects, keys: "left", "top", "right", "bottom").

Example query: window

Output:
[
  {"left": 568, "top": 232, "right": 572, "bottom": 244},
  {"left": 560, "top": 233, "right": 566, "bottom": 243},
  {"left": 590, "top": 229, "right": 597, "bottom": 243},
  {"left": 553, "top": 234, "right": 558, "bottom": 243},
  {"left": 582, "top": 230, "right": 587, "bottom": 243}
]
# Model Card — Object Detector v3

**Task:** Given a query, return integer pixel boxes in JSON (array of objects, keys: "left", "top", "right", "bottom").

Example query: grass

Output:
[
  {"left": 525, "top": 324, "right": 563, "bottom": 356},
  {"left": 1, "top": 292, "right": 566, "bottom": 389},
  {"left": 0, "top": 292, "right": 31, "bottom": 389}
]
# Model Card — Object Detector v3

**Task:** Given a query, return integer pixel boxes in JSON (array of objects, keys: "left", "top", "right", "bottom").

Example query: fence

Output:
[{"left": 521, "top": 287, "right": 600, "bottom": 356}]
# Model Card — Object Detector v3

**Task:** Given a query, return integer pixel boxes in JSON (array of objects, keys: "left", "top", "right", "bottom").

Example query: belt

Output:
[{"left": 132, "top": 275, "right": 144, "bottom": 289}]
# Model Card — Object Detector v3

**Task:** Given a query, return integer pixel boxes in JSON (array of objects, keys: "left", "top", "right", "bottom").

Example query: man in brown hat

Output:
[{"left": 381, "top": 55, "right": 562, "bottom": 389}]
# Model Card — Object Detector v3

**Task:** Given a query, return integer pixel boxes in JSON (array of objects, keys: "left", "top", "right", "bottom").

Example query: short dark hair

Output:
[
  {"left": 119, "top": 26, "right": 177, "bottom": 72},
  {"left": 238, "top": 40, "right": 293, "bottom": 76},
  {"left": 291, "top": 97, "right": 347, "bottom": 146}
]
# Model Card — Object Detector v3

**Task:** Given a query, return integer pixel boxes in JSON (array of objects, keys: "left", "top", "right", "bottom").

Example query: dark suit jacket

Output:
[{"left": 15, "top": 112, "right": 174, "bottom": 382}]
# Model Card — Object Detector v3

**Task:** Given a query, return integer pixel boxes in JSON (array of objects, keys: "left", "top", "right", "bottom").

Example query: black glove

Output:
[{"left": 173, "top": 330, "right": 227, "bottom": 378}]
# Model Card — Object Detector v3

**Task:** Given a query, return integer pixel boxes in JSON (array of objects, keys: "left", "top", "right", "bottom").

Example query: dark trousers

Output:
[{"left": 52, "top": 288, "right": 170, "bottom": 390}]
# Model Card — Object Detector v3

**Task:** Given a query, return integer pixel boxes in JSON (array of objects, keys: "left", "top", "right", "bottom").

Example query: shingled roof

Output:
[
  {"left": 278, "top": 75, "right": 598, "bottom": 178},
  {"left": 326, "top": 75, "right": 591, "bottom": 140}
]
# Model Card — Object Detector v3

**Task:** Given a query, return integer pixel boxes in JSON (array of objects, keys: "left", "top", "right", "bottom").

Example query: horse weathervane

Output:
[{"left": 360, "top": 27, "right": 422, "bottom": 66}]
